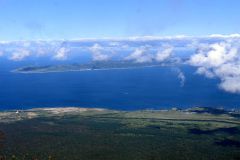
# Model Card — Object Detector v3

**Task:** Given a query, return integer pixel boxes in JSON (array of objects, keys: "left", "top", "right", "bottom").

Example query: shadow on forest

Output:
[
  {"left": 0, "top": 131, "right": 5, "bottom": 149},
  {"left": 189, "top": 127, "right": 239, "bottom": 135},
  {"left": 215, "top": 139, "right": 240, "bottom": 148}
]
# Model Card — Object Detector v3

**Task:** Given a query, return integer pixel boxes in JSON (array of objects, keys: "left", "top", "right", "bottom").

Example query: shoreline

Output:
[
  {"left": 0, "top": 106, "right": 239, "bottom": 114},
  {"left": 11, "top": 64, "right": 169, "bottom": 74},
  {"left": 0, "top": 106, "right": 239, "bottom": 125}
]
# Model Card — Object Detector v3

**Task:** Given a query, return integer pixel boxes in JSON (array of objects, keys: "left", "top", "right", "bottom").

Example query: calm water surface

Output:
[{"left": 0, "top": 61, "right": 240, "bottom": 110}]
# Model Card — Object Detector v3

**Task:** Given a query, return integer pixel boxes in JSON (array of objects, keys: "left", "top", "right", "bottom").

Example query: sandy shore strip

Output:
[{"left": 30, "top": 107, "right": 106, "bottom": 114}]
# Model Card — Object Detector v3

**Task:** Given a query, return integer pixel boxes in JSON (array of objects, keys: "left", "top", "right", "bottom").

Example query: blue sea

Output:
[{"left": 1, "top": 60, "right": 240, "bottom": 110}]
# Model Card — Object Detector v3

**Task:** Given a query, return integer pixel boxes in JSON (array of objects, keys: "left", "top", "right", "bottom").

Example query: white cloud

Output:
[
  {"left": 126, "top": 35, "right": 189, "bottom": 41},
  {"left": 196, "top": 67, "right": 215, "bottom": 78},
  {"left": 9, "top": 49, "right": 31, "bottom": 61},
  {"left": 209, "top": 34, "right": 240, "bottom": 39},
  {"left": 0, "top": 41, "right": 10, "bottom": 44},
  {"left": 189, "top": 42, "right": 238, "bottom": 67},
  {"left": 35, "top": 41, "right": 57, "bottom": 56},
  {"left": 36, "top": 47, "right": 48, "bottom": 56},
  {"left": 155, "top": 45, "right": 173, "bottom": 62},
  {"left": 69, "top": 35, "right": 190, "bottom": 42},
  {"left": 89, "top": 43, "right": 111, "bottom": 61},
  {"left": 108, "top": 42, "right": 120, "bottom": 46},
  {"left": 219, "top": 76, "right": 240, "bottom": 93},
  {"left": 125, "top": 45, "right": 174, "bottom": 63},
  {"left": 214, "top": 63, "right": 240, "bottom": 78},
  {"left": 189, "top": 41, "right": 240, "bottom": 93},
  {"left": 22, "top": 41, "right": 31, "bottom": 47},
  {"left": 53, "top": 47, "right": 69, "bottom": 60},
  {"left": 178, "top": 71, "right": 186, "bottom": 87},
  {"left": 173, "top": 68, "right": 186, "bottom": 87},
  {"left": 125, "top": 45, "right": 153, "bottom": 63}
]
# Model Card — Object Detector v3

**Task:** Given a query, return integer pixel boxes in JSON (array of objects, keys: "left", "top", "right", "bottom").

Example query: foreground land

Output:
[{"left": 0, "top": 107, "right": 240, "bottom": 160}]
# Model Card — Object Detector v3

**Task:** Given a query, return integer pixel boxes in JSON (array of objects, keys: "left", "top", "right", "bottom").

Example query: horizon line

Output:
[{"left": 1, "top": 34, "right": 240, "bottom": 43}]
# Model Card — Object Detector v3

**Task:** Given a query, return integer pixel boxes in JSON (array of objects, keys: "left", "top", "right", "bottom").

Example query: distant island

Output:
[{"left": 12, "top": 61, "right": 168, "bottom": 73}]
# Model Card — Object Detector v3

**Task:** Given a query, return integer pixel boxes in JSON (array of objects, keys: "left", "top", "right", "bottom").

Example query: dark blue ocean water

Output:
[{"left": 0, "top": 61, "right": 240, "bottom": 110}]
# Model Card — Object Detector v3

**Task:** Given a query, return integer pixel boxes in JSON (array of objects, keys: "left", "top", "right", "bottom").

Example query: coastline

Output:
[
  {"left": 0, "top": 106, "right": 239, "bottom": 116},
  {"left": 11, "top": 64, "right": 168, "bottom": 74},
  {"left": 0, "top": 106, "right": 239, "bottom": 125}
]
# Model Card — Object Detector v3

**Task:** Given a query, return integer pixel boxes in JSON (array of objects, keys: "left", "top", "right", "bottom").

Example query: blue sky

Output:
[{"left": 0, "top": 0, "right": 240, "bottom": 40}]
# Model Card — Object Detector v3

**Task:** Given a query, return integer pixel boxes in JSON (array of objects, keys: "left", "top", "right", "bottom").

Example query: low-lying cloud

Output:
[
  {"left": 53, "top": 47, "right": 69, "bottom": 60},
  {"left": 125, "top": 45, "right": 153, "bottom": 63},
  {"left": 177, "top": 70, "right": 186, "bottom": 87},
  {"left": 155, "top": 45, "right": 173, "bottom": 62},
  {"left": 9, "top": 49, "right": 31, "bottom": 61},
  {"left": 2, "top": 35, "right": 240, "bottom": 94},
  {"left": 173, "top": 68, "right": 186, "bottom": 87},
  {"left": 125, "top": 45, "right": 173, "bottom": 63},
  {"left": 189, "top": 40, "right": 240, "bottom": 93},
  {"left": 89, "top": 43, "right": 111, "bottom": 61}
]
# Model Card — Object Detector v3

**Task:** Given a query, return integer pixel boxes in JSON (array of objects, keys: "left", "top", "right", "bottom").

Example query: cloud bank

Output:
[
  {"left": 54, "top": 47, "right": 69, "bottom": 60},
  {"left": 125, "top": 45, "right": 153, "bottom": 63},
  {"left": 189, "top": 40, "right": 240, "bottom": 93},
  {"left": 9, "top": 49, "right": 31, "bottom": 61},
  {"left": 125, "top": 45, "right": 173, "bottom": 63},
  {"left": 156, "top": 45, "right": 174, "bottom": 62},
  {"left": 1, "top": 35, "right": 240, "bottom": 94},
  {"left": 89, "top": 43, "right": 111, "bottom": 61}
]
